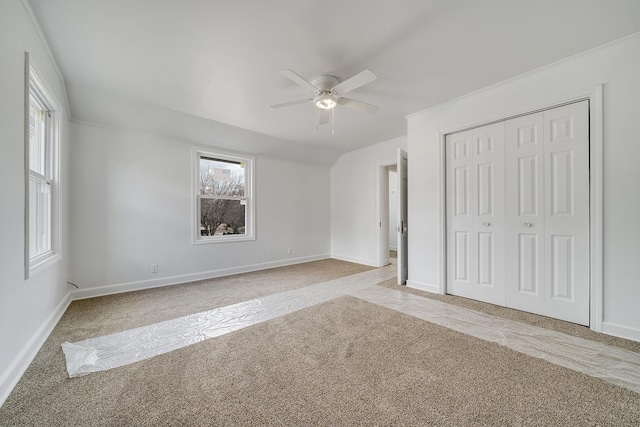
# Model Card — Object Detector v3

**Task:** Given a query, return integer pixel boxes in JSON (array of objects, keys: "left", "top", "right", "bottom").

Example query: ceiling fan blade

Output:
[
  {"left": 270, "top": 99, "right": 312, "bottom": 109},
  {"left": 331, "top": 69, "right": 377, "bottom": 96},
  {"left": 319, "top": 109, "right": 330, "bottom": 125},
  {"left": 339, "top": 98, "right": 380, "bottom": 114},
  {"left": 279, "top": 69, "right": 320, "bottom": 94}
]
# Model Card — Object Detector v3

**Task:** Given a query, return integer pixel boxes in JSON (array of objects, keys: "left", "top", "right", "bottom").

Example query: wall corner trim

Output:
[
  {"left": 406, "top": 280, "right": 440, "bottom": 294},
  {"left": 330, "top": 254, "right": 379, "bottom": 268},
  {"left": 601, "top": 322, "right": 640, "bottom": 343},
  {"left": 0, "top": 292, "right": 71, "bottom": 407}
]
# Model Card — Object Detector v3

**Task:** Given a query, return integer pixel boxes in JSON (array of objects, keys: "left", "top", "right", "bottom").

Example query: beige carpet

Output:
[
  {"left": 63, "top": 259, "right": 373, "bottom": 338},
  {"left": 1, "top": 296, "right": 639, "bottom": 425},
  {"left": 1, "top": 259, "right": 639, "bottom": 425}
]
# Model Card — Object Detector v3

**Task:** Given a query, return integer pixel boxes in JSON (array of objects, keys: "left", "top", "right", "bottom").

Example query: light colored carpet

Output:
[
  {"left": 1, "top": 259, "right": 639, "bottom": 425},
  {"left": 63, "top": 258, "right": 373, "bottom": 338},
  {"left": 1, "top": 296, "right": 639, "bottom": 425}
]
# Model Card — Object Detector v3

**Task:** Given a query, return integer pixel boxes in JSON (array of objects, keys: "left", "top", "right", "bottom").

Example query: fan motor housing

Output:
[{"left": 312, "top": 75, "right": 339, "bottom": 92}]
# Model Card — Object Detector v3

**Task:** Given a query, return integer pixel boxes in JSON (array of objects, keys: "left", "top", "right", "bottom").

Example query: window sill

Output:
[
  {"left": 27, "top": 252, "right": 62, "bottom": 279},
  {"left": 193, "top": 235, "right": 256, "bottom": 245}
]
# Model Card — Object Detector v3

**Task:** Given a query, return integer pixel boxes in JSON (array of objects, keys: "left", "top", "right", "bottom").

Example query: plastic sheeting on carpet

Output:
[
  {"left": 61, "top": 265, "right": 397, "bottom": 377},
  {"left": 355, "top": 286, "right": 640, "bottom": 394},
  {"left": 61, "top": 264, "right": 640, "bottom": 395}
]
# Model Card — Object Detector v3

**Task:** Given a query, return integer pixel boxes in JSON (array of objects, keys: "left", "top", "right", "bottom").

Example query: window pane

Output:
[
  {"left": 200, "top": 198, "right": 246, "bottom": 236},
  {"left": 199, "top": 157, "right": 245, "bottom": 197},
  {"left": 29, "top": 175, "right": 51, "bottom": 257},
  {"left": 29, "top": 99, "right": 46, "bottom": 175}
]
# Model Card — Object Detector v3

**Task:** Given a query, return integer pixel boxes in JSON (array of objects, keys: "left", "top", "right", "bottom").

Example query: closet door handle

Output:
[
  {"left": 483, "top": 222, "right": 491, "bottom": 227},
  {"left": 524, "top": 222, "right": 533, "bottom": 228}
]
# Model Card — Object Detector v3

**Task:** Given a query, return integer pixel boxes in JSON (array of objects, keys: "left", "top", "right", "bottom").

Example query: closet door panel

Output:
[
  {"left": 505, "top": 112, "right": 545, "bottom": 315},
  {"left": 473, "top": 123, "right": 505, "bottom": 304},
  {"left": 447, "top": 122, "right": 505, "bottom": 305},
  {"left": 447, "top": 130, "right": 476, "bottom": 297},
  {"left": 544, "top": 101, "right": 589, "bottom": 325}
]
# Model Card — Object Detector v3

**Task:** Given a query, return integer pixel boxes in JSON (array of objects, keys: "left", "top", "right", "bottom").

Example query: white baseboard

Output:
[
  {"left": 330, "top": 253, "right": 379, "bottom": 267},
  {"left": 406, "top": 280, "right": 441, "bottom": 294},
  {"left": 602, "top": 321, "right": 640, "bottom": 343},
  {"left": 0, "top": 292, "right": 71, "bottom": 407},
  {"left": 71, "top": 254, "right": 331, "bottom": 300}
]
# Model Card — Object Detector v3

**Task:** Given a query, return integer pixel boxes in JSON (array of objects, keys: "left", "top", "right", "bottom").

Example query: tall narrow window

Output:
[
  {"left": 26, "top": 57, "right": 60, "bottom": 277},
  {"left": 194, "top": 151, "right": 255, "bottom": 243}
]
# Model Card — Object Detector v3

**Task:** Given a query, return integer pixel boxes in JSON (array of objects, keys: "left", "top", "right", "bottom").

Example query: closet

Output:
[{"left": 446, "top": 101, "right": 589, "bottom": 325}]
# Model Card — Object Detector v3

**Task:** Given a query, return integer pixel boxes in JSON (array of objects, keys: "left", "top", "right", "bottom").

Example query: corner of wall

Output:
[{"left": 0, "top": 292, "right": 71, "bottom": 406}]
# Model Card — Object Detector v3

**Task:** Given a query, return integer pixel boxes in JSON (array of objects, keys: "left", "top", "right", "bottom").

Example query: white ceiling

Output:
[{"left": 28, "top": 0, "right": 640, "bottom": 165}]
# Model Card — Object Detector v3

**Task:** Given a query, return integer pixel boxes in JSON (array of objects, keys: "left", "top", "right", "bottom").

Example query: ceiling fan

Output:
[{"left": 270, "top": 69, "right": 380, "bottom": 127}]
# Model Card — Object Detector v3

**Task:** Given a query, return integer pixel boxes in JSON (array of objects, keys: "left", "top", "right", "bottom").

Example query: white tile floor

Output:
[{"left": 63, "top": 264, "right": 640, "bottom": 394}]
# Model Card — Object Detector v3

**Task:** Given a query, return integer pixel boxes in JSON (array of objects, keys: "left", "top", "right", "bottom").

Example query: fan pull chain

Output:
[{"left": 331, "top": 108, "right": 335, "bottom": 135}]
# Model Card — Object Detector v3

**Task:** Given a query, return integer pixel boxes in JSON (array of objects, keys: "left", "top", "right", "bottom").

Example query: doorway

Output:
[
  {"left": 377, "top": 148, "right": 408, "bottom": 285},
  {"left": 378, "top": 163, "right": 396, "bottom": 268},
  {"left": 388, "top": 167, "right": 398, "bottom": 261}
]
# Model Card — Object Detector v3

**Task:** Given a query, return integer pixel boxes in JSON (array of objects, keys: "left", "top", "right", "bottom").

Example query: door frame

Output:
[
  {"left": 397, "top": 148, "right": 409, "bottom": 285},
  {"left": 376, "top": 160, "right": 398, "bottom": 268},
  {"left": 438, "top": 84, "right": 604, "bottom": 332}
]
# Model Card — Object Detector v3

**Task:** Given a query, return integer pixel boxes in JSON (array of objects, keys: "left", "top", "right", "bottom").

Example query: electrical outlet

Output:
[
  {"left": 287, "top": 248, "right": 292, "bottom": 255},
  {"left": 151, "top": 264, "right": 159, "bottom": 273}
]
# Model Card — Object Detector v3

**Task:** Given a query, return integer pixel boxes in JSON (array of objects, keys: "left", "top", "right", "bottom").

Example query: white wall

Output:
[
  {"left": 69, "top": 122, "right": 330, "bottom": 297},
  {"left": 0, "top": 0, "right": 70, "bottom": 404},
  {"left": 66, "top": 83, "right": 342, "bottom": 168},
  {"left": 407, "top": 33, "right": 640, "bottom": 341},
  {"left": 330, "top": 136, "right": 407, "bottom": 266}
]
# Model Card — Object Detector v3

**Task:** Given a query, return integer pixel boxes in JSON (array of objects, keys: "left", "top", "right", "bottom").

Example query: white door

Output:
[
  {"left": 505, "top": 102, "right": 589, "bottom": 324},
  {"left": 447, "top": 101, "right": 590, "bottom": 325},
  {"left": 543, "top": 101, "right": 590, "bottom": 324},
  {"left": 397, "top": 149, "right": 408, "bottom": 285},
  {"left": 505, "top": 112, "right": 546, "bottom": 315},
  {"left": 446, "top": 122, "right": 506, "bottom": 305}
]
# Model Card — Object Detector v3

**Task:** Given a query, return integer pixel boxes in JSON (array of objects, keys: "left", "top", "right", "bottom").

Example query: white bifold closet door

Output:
[
  {"left": 446, "top": 101, "right": 589, "bottom": 325},
  {"left": 505, "top": 101, "right": 589, "bottom": 324},
  {"left": 446, "top": 122, "right": 506, "bottom": 306}
]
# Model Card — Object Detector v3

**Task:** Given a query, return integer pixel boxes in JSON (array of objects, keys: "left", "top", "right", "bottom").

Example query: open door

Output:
[{"left": 397, "top": 149, "right": 408, "bottom": 284}]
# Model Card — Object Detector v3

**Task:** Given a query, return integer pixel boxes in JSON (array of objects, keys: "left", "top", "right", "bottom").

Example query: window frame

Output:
[
  {"left": 192, "top": 149, "right": 255, "bottom": 244},
  {"left": 25, "top": 55, "right": 61, "bottom": 278}
]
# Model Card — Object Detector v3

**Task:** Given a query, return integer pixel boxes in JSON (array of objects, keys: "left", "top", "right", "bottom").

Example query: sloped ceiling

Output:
[{"left": 28, "top": 0, "right": 640, "bottom": 166}]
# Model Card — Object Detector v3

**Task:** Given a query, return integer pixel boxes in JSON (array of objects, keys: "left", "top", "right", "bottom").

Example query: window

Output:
[
  {"left": 26, "top": 59, "right": 60, "bottom": 277},
  {"left": 194, "top": 150, "right": 254, "bottom": 243}
]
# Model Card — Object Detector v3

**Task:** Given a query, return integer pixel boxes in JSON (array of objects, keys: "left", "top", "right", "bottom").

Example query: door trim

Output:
[{"left": 438, "top": 84, "right": 604, "bottom": 332}]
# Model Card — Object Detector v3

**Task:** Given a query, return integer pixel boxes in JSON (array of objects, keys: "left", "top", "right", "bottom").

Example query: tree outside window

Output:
[{"left": 195, "top": 152, "right": 254, "bottom": 243}]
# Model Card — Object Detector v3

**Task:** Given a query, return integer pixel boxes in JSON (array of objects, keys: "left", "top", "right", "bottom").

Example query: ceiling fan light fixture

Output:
[
  {"left": 272, "top": 69, "right": 379, "bottom": 122},
  {"left": 314, "top": 93, "right": 337, "bottom": 110}
]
